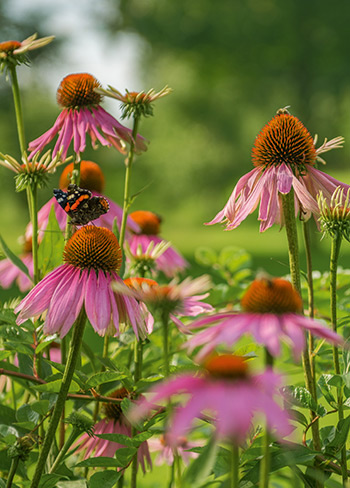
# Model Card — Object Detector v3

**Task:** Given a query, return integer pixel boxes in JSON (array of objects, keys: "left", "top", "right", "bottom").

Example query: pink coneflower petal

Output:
[
  {"left": 44, "top": 266, "right": 85, "bottom": 337},
  {"left": 15, "top": 265, "right": 69, "bottom": 322},
  {"left": 85, "top": 270, "right": 111, "bottom": 333}
]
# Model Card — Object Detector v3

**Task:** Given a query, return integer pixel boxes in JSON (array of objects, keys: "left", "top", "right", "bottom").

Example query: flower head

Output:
[
  {"left": 0, "top": 150, "right": 68, "bottom": 191},
  {"left": 208, "top": 108, "right": 349, "bottom": 232},
  {"left": 15, "top": 226, "right": 148, "bottom": 339},
  {"left": 127, "top": 210, "right": 188, "bottom": 277},
  {"left": 97, "top": 85, "right": 172, "bottom": 119},
  {"left": 114, "top": 275, "right": 211, "bottom": 316},
  {"left": 318, "top": 187, "right": 350, "bottom": 242},
  {"left": 75, "top": 387, "right": 152, "bottom": 473},
  {"left": 129, "top": 354, "right": 291, "bottom": 444},
  {"left": 148, "top": 434, "right": 201, "bottom": 466},
  {"left": 28, "top": 73, "right": 148, "bottom": 160},
  {"left": 185, "top": 277, "right": 344, "bottom": 360},
  {"left": 0, "top": 33, "right": 54, "bottom": 72},
  {"left": 59, "top": 160, "right": 105, "bottom": 193}
]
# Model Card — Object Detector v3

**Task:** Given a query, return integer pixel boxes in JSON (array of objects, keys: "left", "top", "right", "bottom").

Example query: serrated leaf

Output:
[
  {"left": 85, "top": 371, "right": 126, "bottom": 389},
  {"left": 89, "top": 471, "right": 122, "bottom": 488},
  {"left": 75, "top": 457, "right": 125, "bottom": 468},
  {"left": 33, "top": 379, "right": 80, "bottom": 393},
  {"left": 56, "top": 481, "right": 87, "bottom": 488},
  {"left": 31, "top": 400, "right": 51, "bottom": 416},
  {"left": 318, "top": 375, "right": 337, "bottom": 408},
  {"left": 194, "top": 246, "right": 217, "bottom": 267},
  {"left": 17, "top": 404, "right": 40, "bottom": 424},
  {"left": 0, "top": 234, "right": 32, "bottom": 281},
  {"left": 182, "top": 436, "right": 218, "bottom": 487},
  {"left": 114, "top": 447, "right": 137, "bottom": 466},
  {"left": 325, "top": 417, "right": 350, "bottom": 454},
  {"left": 38, "top": 474, "right": 66, "bottom": 488}
]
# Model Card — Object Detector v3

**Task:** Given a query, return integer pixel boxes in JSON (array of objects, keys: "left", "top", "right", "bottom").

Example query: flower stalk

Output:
[
  {"left": 281, "top": 190, "right": 322, "bottom": 456},
  {"left": 119, "top": 115, "right": 140, "bottom": 249},
  {"left": 8, "top": 65, "right": 26, "bottom": 155},
  {"left": 329, "top": 232, "right": 348, "bottom": 483},
  {"left": 30, "top": 309, "right": 86, "bottom": 488},
  {"left": 5, "top": 456, "right": 19, "bottom": 488},
  {"left": 231, "top": 445, "right": 239, "bottom": 488}
]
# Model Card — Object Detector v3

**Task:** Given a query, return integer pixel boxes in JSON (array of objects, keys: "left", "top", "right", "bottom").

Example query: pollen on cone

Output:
[
  {"left": 204, "top": 354, "right": 249, "bottom": 379},
  {"left": 252, "top": 113, "right": 316, "bottom": 169},
  {"left": 57, "top": 73, "right": 102, "bottom": 108},
  {"left": 103, "top": 388, "right": 130, "bottom": 421},
  {"left": 241, "top": 277, "right": 303, "bottom": 314},
  {"left": 59, "top": 160, "right": 105, "bottom": 193},
  {"left": 63, "top": 226, "right": 122, "bottom": 271},
  {"left": 129, "top": 210, "right": 162, "bottom": 235}
]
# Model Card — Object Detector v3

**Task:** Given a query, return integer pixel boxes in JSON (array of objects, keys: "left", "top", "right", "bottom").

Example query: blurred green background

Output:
[{"left": 1, "top": 0, "right": 350, "bottom": 282}]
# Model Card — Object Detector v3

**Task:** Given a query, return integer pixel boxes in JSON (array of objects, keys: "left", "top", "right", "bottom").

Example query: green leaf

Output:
[
  {"left": 56, "top": 481, "right": 87, "bottom": 488},
  {"left": 0, "top": 405, "right": 16, "bottom": 425},
  {"left": 182, "top": 436, "right": 218, "bottom": 487},
  {"left": 75, "top": 457, "right": 125, "bottom": 468},
  {"left": 37, "top": 204, "right": 65, "bottom": 276},
  {"left": 38, "top": 474, "right": 64, "bottom": 488},
  {"left": 114, "top": 447, "right": 137, "bottom": 466},
  {"left": 31, "top": 400, "right": 51, "bottom": 416},
  {"left": 34, "top": 379, "right": 81, "bottom": 393},
  {"left": 194, "top": 246, "right": 217, "bottom": 267},
  {"left": 283, "top": 385, "right": 327, "bottom": 416},
  {"left": 325, "top": 417, "right": 350, "bottom": 454},
  {"left": 318, "top": 375, "right": 337, "bottom": 408},
  {"left": 96, "top": 431, "right": 152, "bottom": 448},
  {"left": 16, "top": 404, "right": 40, "bottom": 424},
  {"left": 0, "top": 234, "right": 32, "bottom": 281},
  {"left": 328, "top": 374, "right": 344, "bottom": 388},
  {"left": 288, "top": 408, "right": 309, "bottom": 427},
  {"left": 89, "top": 471, "right": 122, "bottom": 488},
  {"left": 85, "top": 371, "right": 127, "bottom": 389}
]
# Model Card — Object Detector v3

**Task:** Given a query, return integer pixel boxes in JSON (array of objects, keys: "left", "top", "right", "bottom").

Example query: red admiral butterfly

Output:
[{"left": 53, "top": 184, "right": 110, "bottom": 226}]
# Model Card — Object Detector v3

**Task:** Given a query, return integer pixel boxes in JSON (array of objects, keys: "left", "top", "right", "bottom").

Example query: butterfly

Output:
[{"left": 53, "top": 184, "right": 109, "bottom": 225}]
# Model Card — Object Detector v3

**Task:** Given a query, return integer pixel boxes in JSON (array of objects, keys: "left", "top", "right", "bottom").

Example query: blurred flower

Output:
[
  {"left": 127, "top": 210, "right": 188, "bottom": 277},
  {"left": 130, "top": 354, "right": 291, "bottom": 444},
  {"left": 28, "top": 73, "right": 148, "bottom": 160},
  {"left": 185, "top": 277, "right": 344, "bottom": 361},
  {"left": 0, "top": 237, "right": 33, "bottom": 292},
  {"left": 124, "top": 277, "right": 156, "bottom": 334},
  {"left": 15, "top": 226, "right": 148, "bottom": 339},
  {"left": 148, "top": 434, "right": 201, "bottom": 466},
  {"left": 0, "top": 149, "right": 67, "bottom": 191},
  {"left": 208, "top": 109, "right": 349, "bottom": 232},
  {"left": 25, "top": 160, "right": 139, "bottom": 241},
  {"left": 317, "top": 187, "right": 350, "bottom": 241},
  {"left": 113, "top": 275, "right": 213, "bottom": 333},
  {"left": 97, "top": 85, "right": 172, "bottom": 119},
  {"left": 75, "top": 388, "right": 152, "bottom": 473},
  {"left": 0, "top": 33, "right": 54, "bottom": 72}
]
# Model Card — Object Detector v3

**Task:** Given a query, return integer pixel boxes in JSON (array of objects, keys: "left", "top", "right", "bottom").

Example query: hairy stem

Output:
[{"left": 30, "top": 309, "right": 86, "bottom": 488}]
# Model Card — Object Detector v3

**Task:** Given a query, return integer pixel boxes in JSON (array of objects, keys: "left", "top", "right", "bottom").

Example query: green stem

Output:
[
  {"left": 302, "top": 221, "right": 316, "bottom": 390},
  {"left": 161, "top": 310, "right": 170, "bottom": 377},
  {"left": 330, "top": 233, "right": 348, "bottom": 483},
  {"left": 119, "top": 116, "right": 140, "bottom": 249},
  {"left": 27, "top": 184, "right": 39, "bottom": 284},
  {"left": 117, "top": 475, "right": 124, "bottom": 488},
  {"left": 231, "top": 445, "right": 239, "bottom": 488},
  {"left": 9, "top": 65, "right": 26, "bottom": 155},
  {"left": 130, "top": 338, "right": 144, "bottom": 487},
  {"left": 6, "top": 456, "right": 19, "bottom": 488},
  {"left": 281, "top": 192, "right": 322, "bottom": 458},
  {"left": 30, "top": 309, "right": 86, "bottom": 488},
  {"left": 259, "top": 349, "right": 273, "bottom": 488},
  {"left": 49, "top": 428, "right": 79, "bottom": 473}
]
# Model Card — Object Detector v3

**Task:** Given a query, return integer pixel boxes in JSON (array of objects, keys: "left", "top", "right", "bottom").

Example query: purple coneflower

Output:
[
  {"left": 15, "top": 226, "right": 148, "bottom": 339},
  {"left": 75, "top": 387, "right": 152, "bottom": 473},
  {"left": 115, "top": 275, "right": 213, "bottom": 334},
  {"left": 208, "top": 109, "right": 349, "bottom": 232},
  {"left": 28, "top": 73, "right": 147, "bottom": 160},
  {"left": 185, "top": 277, "right": 344, "bottom": 361},
  {"left": 148, "top": 434, "right": 201, "bottom": 466},
  {"left": 130, "top": 354, "right": 291, "bottom": 444},
  {"left": 127, "top": 210, "right": 188, "bottom": 277}
]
